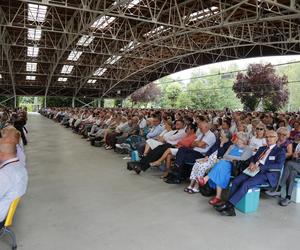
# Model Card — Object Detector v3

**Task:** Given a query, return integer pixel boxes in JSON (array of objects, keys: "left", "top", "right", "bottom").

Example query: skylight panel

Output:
[
  {"left": 87, "top": 79, "right": 97, "bottom": 83},
  {"left": 26, "top": 75, "right": 36, "bottom": 80},
  {"left": 186, "top": 7, "right": 219, "bottom": 22},
  {"left": 93, "top": 68, "right": 107, "bottom": 76},
  {"left": 120, "top": 41, "right": 140, "bottom": 52},
  {"left": 58, "top": 77, "right": 68, "bottom": 82},
  {"left": 76, "top": 35, "right": 94, "bottom": 46},
  {"left": 27, "top": 46, "right": 39, "bottom": 57},
  {"left": 105, "top": 55, "right": 122, "bottom": 65},
  {"left": 67, "top": 50, "right": 83, "bottom": 61},
  {"left": 91, "top": 16, "right": 116, "bottom": 30},
  {"left": 61, "top": 65, "right": 74, "bottom": 74},
  {"left": 143, "top": 25, "right": 171, "bottom": 38},
  {"left": 113, "top": 0, "right": 141, "bottom": 9},
  {"left": 28, "top": 4, "right": 48, "bottom": 22},
  {"left": 26, "top": 62, "right": 37, "bottom": 72},
  {"left": 27, "top": 28, "right": 42, "bottom": 41}
]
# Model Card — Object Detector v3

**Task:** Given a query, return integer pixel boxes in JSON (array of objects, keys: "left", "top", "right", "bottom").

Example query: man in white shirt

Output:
[{"left": 0, "top": 142, "right": 28, "bottom": 225}]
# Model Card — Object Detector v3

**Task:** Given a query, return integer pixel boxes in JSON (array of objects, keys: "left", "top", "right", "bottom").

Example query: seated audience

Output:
[
  {"left": 185, "top": 129, "right": 232, "bottom": 194},
  {"left": 149, "top": 123, "right": 198, "bottom": 178},
  {"left": 197, "top": 132, "right": 252, "bottom": 205},
  {"left": 214, "top": 130, "right": 286, "bottom": 216}
]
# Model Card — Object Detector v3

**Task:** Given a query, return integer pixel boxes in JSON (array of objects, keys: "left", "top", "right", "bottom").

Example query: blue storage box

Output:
[{"left": 235, "top": 188, "right": 261, "bottom": 213}]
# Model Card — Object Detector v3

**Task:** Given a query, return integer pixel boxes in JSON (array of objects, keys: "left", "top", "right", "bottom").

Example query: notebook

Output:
[{"left": 243, "top": 167, "right": 260, "bottom": 177}]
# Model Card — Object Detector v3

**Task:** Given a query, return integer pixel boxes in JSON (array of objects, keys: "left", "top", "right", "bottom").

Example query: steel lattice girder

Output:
[{"left": 0, "top": 0, "right": 299, "bottom": 99}]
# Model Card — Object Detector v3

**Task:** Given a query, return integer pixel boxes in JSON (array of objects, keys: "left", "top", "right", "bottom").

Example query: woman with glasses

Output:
[
  {"left": 197, "top": 132, "right": 253, "bottom": 205},
  {"left": 277, "top": 127, "right": 293, "bottom": 160},
  {"left": 249, "top": 122, "right": 267, "bottom": 154}
]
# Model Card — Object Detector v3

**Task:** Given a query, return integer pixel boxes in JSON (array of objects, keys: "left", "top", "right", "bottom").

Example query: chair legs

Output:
[{"left": 0, "top": 228, "right": 17, "bottom": 250}]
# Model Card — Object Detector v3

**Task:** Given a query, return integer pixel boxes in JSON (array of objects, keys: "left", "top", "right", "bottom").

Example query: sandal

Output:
[
  {"left": 150, "top": 161, "right": 161, "bottom": 167},
  {"left": 187, "top": 188, "right": 199, "bottom": 194},
  {"left": 184, "top": 187, "right": 192, "bottom": 193}
]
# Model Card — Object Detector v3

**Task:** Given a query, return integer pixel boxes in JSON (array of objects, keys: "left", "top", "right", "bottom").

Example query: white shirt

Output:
[
  {"left": 139, "top": 118, "right": 147, "bottom": 129},
  {"left": 17, "top": 144, "right": 26, "bottom": 168},
  {"left": 165, "top": 128, "right": 186, "bottom": 145},
  {"left": 0, "top": 158, "right": 28, "bottom": 222},
  {"left": 193, "top": 130, "right": 216, "bottom": 154},
  {"left": 249, "top": 136, "right": 267, "bottom": 154},
  {"left": 259, "top": 144, "right": 276, "bottom": 165}
]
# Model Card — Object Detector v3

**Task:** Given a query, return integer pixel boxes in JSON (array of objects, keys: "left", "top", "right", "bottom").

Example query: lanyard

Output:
[{"left": 0, "top": 160, "right": 20, "bottom": 170}]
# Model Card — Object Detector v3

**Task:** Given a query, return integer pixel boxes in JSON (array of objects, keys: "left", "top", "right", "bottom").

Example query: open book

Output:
[{"left": 243, "top": 167, "right": 260, "bottom": 177}]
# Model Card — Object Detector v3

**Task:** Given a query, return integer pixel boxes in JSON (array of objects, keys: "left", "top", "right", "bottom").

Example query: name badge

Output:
[{"left": 269, "top": 156, "right": 275, "bottom": 160}]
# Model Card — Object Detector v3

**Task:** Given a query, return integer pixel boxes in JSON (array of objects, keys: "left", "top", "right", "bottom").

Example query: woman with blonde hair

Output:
[
  {"left": 197, "top": 132, "right": 253, "bottom": 205},
  {"left": 277, "top": 127, "right": 293, "bottom": 159}
]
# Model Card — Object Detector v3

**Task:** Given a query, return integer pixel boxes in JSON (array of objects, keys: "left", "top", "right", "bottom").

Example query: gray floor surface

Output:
[{"left": 1, "top": 113, "right": 300, "bottom": 250}]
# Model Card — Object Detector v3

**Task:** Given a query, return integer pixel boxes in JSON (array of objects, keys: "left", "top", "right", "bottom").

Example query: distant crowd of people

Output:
[
  {"left": 40, "top": 107, "right": 300, "bottom": 216},
  {"left": 0, "top": 107, "right": 28, "bottom": 227}
]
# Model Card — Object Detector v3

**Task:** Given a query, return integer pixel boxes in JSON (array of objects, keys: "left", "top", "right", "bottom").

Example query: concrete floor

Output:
[{"left": 1, "top": 113, "right": 300, "bottom": 250}]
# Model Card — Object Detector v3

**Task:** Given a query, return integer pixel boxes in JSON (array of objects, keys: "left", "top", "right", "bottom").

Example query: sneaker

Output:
[
  {"left": 115, "top": 144, "right": 122, "bottom": 149},
  {"left": 279, "top": 198, "right": 291, "bottom": 206},
  {"left": 265, "top": 190, "right": 281, "bottom": 197},
  {"left": 120, "top": 143, "right": 131, "bottom": 149}
]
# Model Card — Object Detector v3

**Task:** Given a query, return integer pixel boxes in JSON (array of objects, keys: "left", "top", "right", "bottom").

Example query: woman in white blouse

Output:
[
  {"left": 143, "top": 119, "right": 174, "bottom": 156},
  {"left": 248, "top": 122, "right": 267, "bottom": 154}
]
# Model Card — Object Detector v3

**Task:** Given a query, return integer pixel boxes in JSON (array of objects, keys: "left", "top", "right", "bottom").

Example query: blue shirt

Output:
[{"left": 146, "top": 124, "right": 164, "bottom": 139}]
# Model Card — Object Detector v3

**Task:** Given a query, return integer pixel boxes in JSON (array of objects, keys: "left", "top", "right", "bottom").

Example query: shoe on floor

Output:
[
  {"left": 209, "top": 197, "right": 222, "bottom": 206},
  {"left": 220, "top": 207, "right": 236, "bottom": 216},
  {"left": 279, "top": 198, "right": 291, "bottom": 206},
  {"left": 265, "top": 190, "right": 281, "bottom": 197}
]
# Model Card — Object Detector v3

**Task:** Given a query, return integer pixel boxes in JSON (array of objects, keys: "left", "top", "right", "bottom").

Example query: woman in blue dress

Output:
[{"left": 197, "top": 132, "right": 253, "bottom": 206}]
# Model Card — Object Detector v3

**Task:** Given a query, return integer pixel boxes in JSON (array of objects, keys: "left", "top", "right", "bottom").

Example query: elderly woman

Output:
[
  {"left": 148, "top": 123, "right": 197, "bottom": 178},
  {"left": 248, "top": 122, "right": 267, "bottom": 154},
  {"left": 277, "top": 127, "right": 293, "bottom": 160},
  {"left": 184, "top": 130, "right": 232, "bottom": 194},
  {"left": 143, "top": 119, "right": 174, "bottom": 156},
  {"left": 197, "top": 132, "right": 253, "bottom": 205}
]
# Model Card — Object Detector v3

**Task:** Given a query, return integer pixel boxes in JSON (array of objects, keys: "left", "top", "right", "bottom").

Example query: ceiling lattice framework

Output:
[{"left": 0, "top": 0, "right": 299, "bottom": 99}]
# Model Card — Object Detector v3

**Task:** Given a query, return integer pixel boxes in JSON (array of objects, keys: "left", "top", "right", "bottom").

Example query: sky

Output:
[{"left": 168, "top": 55, "right": 300, "bottom": 84}]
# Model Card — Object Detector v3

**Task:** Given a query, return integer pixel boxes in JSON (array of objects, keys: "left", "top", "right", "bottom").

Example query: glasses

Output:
[
  {"left": 266, "top": 135, "right": 277, "bottom": 138},
  {"left": 256, "top": 128, "right": 264, "bottom": 131},
  {"left": 278, "top": 133, "right": 287, "bottom": 136}
]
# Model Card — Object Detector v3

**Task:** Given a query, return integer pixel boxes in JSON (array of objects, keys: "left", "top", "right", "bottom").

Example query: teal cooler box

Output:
[{"left": 235, "top": 188, "right": 261, "bottom": 213}]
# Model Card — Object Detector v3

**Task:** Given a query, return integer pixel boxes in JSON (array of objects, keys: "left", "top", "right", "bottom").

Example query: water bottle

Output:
[{"left": 131, "top": 150, "right": 140, "bottom": 161}]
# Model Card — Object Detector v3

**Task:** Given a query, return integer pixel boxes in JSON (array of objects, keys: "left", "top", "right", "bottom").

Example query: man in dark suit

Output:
[{"left": 215, "top": 130, "right": 286, "bottom": 216}]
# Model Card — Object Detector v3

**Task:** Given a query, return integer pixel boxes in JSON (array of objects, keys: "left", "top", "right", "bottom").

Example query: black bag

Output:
[
  {"left": 127, "top": 161, "right": 141, "bottom": 171},
  {"left": 231, "top": 159, "right": 251, "bottom": 177},
  {"left": 199, "top": 183, "right": 216, "bottom": 197}
]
